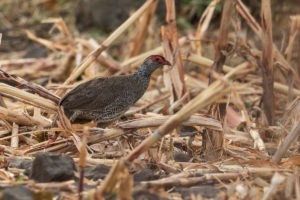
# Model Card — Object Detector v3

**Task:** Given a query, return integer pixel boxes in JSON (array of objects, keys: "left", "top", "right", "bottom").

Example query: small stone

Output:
[
  {"left": 133, "top": 190, "right": 167, "bottom": 200},
  {"left": 23, "top": 44, "right": 48, "bottom": 58},
  {"left": 30, "top": 152, "right": 76, "bottom": 182},
  {"left": 133, "top": 168, "right": 160, "bottom": 182},
  {"left": 174, "top": 186, "right": 220, "bottom": 199},
  {"left": 174, "top": 152, "right": 191, "bottom": 162},
  {"left": 84, "top": 164, "right": 110, "bottom": 181},
  {"left": 9, "top": 157, "right": 32, "bottom": 176},
  {"left": 178, "top": 126, "right": 198, "bottom": 137},
  {"left": 2, "top": 185, "right": 33, "bottom": 200}
]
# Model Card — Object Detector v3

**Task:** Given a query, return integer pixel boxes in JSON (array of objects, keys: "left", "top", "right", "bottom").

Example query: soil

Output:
[{"left": 0, "top": 0, "right": 300, "bottom": 199}]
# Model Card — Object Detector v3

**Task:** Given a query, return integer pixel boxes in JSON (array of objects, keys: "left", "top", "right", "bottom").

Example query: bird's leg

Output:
[{"left": 46, "top": 114, "right": 60, "bottom": 147}]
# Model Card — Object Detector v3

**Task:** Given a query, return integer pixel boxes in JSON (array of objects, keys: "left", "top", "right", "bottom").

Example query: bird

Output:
[{"left": 59, "top": 55, "right": 171, "bottom": 127}]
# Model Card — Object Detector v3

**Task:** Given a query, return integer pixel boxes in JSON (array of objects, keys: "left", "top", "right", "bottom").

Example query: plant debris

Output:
[{"left": 0, "top": 0, "right": 300, "bottom": 199}]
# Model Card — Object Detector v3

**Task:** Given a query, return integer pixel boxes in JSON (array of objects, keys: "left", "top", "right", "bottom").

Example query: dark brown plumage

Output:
[{"left": 59, "top": 55, "right": 171, "bottom": 126}]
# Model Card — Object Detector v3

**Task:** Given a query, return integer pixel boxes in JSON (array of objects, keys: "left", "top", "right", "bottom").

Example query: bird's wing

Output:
[{"left": 59, "top": 76, "right": 130, "bottom": 111}]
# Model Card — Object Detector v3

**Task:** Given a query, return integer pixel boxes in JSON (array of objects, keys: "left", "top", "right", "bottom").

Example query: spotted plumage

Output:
[{"left": 59, "top": 55, "right": 171, "bottom": 126}]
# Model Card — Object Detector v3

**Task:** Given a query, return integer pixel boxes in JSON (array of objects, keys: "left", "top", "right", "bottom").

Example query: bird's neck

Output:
[
  {"left": 135, "top": 63, "right": 156, "bottom": 78},
  {"left": 133, "top": 66, "right": 152, "bottom": 92}
]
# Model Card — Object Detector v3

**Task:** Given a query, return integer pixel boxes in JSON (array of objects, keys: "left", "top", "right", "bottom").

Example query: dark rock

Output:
[
  {"left": 133, "top": 168, "right": 160, "bottom": 182},
  {"left": 266, "top": 148, "right": 277, "bottom": 156},
  {"left": 30, "top": 152, "right": 76, "bottom": 182},
  {"left": 174, "top": 186, "right": 220, "bottom": 199},
  {"left": 9, "top": 157, "right": 32, "bottom": 176},
  {"left": 84, "top": 164, "right": 110, "bottom": 181},
  {"left": 178, "top": 126, "right": 198, "bottom": 137},
  {"left": 23, "top": 44, "right": 48, "bottom": 58},
  {"left": 132, "top": 190, "right": 166, "bottom": 200},
  {"left": 266, "top": 148, "right": 290, "bottom": 157},
  {"left": 2, "top": 185, "right": 33, "bottom": 200},
  {"left": 174, "top": 152, "right": 191, "bottom": 162}
]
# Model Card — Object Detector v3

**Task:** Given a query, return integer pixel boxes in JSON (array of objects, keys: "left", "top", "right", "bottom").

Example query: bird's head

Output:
[
  {"left": 138, "top": 55, "right": 172, "bottom": 76},
  {"left": 149, "top": 55, "right": 171, "bottom": 66}
]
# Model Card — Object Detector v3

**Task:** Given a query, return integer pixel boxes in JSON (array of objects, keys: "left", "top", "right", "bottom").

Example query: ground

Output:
[{"left": 0, "top": 0, "right": 300, "bottom": 200}]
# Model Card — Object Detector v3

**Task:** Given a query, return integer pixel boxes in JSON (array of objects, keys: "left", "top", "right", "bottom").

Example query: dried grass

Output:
[{"left": 0, "top": 0, "right": 300, "bottom": 199}]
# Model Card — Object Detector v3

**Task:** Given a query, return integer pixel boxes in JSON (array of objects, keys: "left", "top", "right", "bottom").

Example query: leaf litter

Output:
[{"left": 0, "top": 0, "right": 300, "bottom": 199}]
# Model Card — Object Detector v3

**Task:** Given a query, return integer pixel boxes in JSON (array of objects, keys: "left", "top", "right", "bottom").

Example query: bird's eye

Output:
[{"left": 152, "top": 56, "right": 164, "bottom": 63}]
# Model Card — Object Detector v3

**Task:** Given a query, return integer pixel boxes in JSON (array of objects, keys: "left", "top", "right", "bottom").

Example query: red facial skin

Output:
[{"left": 151, "top": 56, "right": 169, "bottom": 65}]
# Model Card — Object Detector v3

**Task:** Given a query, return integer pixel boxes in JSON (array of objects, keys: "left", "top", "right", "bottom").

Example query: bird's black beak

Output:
[
  {"left": 164, "top": 60, "right": 172, "bottom": 66},
  {"left": 163, "top": 60, "right": 173, "bottom": 72}
]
